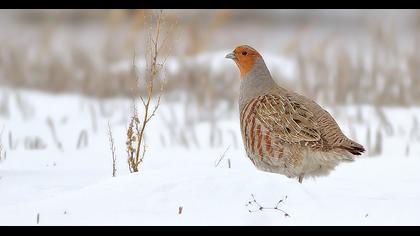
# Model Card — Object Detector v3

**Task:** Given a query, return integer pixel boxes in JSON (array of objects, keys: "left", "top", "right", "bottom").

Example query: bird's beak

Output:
[{"left": 225, "top": 52, "right": 236, "bottom": 60}]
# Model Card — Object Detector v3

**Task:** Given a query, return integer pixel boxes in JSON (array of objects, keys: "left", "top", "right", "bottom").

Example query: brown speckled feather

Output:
[
  {"left": 242, "top": 93, "right": 365, "bottom": 155},
  {"left": 255, "top": 94, "right": 321, "bottom": 144}
]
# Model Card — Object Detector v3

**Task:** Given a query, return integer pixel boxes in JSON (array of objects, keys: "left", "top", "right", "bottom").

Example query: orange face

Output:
[{"left": 226, "top": 45, "right": 262, "bottom": 78}]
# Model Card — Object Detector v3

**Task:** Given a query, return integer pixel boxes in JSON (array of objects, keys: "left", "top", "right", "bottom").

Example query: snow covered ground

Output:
[{"left": 1, "top": 88, "right": 420, "bottom": 226}]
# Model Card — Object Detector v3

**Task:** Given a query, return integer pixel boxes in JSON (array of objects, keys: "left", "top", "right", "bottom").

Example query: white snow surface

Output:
[{"left": 0, "top": 88, "right": 420, "bottom": 226}]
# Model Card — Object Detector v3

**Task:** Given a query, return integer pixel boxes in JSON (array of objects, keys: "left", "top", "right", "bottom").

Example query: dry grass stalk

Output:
[
  {"left": 2, "top": 18, "right": 417, "bottom": 109},
  {"left": 126, "top": 10, "right": 174, "bottom": 173},
  {"left": 107, "top": 121, "right": 117, "bottom": 177},
  {"left": 46, "top": 117, "right": 63, "bottom": 151},
  {"left": 159, "top": 133, "right": 166, "bottom": 147},
  {"left": 410, "top": 116, "right": 420, "bottom": 141},
  {"left": 125, "top": 10, "right": 147, "bottom": 51},
  {"left": 0, "top": 126, "right": 5, "bottom": 162},
  {"left": 8, "top": 131, "right": 18, "bottom": 150},
  {"left": 98, "top": 101, "right": 114, "bottom": 119},
  {"left": 366, "top": 125, "right": 372, "bottom": 155},
  {"left": 282, "top": 23, "right": 310, "bottom": 56},
  {"left": 0, "top": 93, "right": 10, "bottom": 118},
  {"left": 15, "top": 92, "right": 34, "bottom": 121},
  {"left": 405, "top": 144, "right": 410, "bottom": 157},
  {"left": 356, "top": 107, "right": 364, "bottom": 124},
  {"left": 215, "top": 145, "right": 230, "bottom": 167},
  {"left": 76, "top": 129, "right": 88, "bottom": 149},
  {"left": 89, "top": 104, "right": 98, "bottom": 134},
  {"left": 371, "top": 129, "right": 383, "bottom": 157},
  {"left": 186, "top": 10, "right": 230, "bottom": 55},
  {"left": 374, "top": 107, "right": 394, "bottom": 136},
  {"left": 23, "top": 136, "right": 47, "bottom": 150},
  {"left": 187, "top": 125, "right": 200, "bottom": 149},
  {"left": 208, "top": 108, "right": 224, "bottom": 148}
]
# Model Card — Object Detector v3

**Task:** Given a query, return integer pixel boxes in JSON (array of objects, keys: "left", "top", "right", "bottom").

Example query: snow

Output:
[{"left": 1, "top": 87, "right": 420, "bottom": 226}]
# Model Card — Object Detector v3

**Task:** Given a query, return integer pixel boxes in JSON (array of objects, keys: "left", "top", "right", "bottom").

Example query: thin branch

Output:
[
  {"left": 146, "top": 89, "right": 164, "bottom": 123},
  {"left": 126, "top": 9, "right": 176, "bottom": 173},
  {"left": 245, "top": 194, "right": 290, "bottom": 217},
  {"left": 107, "top": 121, "right": 117, "bottom": 177}
]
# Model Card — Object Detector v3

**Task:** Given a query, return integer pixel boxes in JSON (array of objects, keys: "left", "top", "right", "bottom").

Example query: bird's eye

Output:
[{"left": 241, "top": 51, "right": 248, "bottom": 56}]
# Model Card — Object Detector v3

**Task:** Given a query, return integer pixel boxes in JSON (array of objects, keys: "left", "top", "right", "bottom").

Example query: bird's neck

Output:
[{"left": 239, "top": 59, "right": 280, "bottom": 110}]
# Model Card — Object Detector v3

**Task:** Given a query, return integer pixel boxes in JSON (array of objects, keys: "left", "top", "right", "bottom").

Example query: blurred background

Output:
[
  {"left": 1, "top": 9, "right": 420, "bottom": 163},
  {"left": 0, "top": 9, "right": 419, "bottom": 101}
]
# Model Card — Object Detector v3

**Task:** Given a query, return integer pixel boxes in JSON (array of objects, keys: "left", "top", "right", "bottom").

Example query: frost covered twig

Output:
[{"left": 246, "top": 194, "right": 290, "bottom": 217}]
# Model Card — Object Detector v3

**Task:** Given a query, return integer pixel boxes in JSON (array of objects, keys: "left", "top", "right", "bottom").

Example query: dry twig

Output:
[
  {"left": 126, "top": 10, "right": 174, "bottom": 172},
  {"left": 246, "top": 194, "right": 290, "bottom": 217},
  {"left": 108, "top": 121, "right": 117, "bottom": 177},
  {"left": 215, "top": 145, "right": 230, "bottom": 167}
]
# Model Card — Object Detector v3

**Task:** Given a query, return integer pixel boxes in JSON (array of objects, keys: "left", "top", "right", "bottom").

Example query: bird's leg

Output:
[{"left": 298, "top": 174, "right": 304, "bottom": 184}]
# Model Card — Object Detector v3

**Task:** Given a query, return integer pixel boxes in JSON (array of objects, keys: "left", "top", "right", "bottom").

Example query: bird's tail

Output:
[{"left": 340, "top": 139, "right": 366, "bottom": 156}]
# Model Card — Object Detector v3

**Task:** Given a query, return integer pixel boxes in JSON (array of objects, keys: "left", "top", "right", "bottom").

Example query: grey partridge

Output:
[{"left": 226, "top": 45, "right": 365, "bottom": 183}]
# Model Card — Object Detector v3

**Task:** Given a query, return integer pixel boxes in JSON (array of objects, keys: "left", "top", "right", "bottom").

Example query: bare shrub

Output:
[
  {"left": 126, "top": 106, "right": 144, "bottom": 173},
  {"left": 126, "top": 10, "right": 174, "bottom": 173}
]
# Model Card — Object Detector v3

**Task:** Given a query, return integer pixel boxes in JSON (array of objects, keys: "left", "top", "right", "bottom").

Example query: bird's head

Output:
[{"left": 225, "top": 45, "right": 263, "bottom": 78}]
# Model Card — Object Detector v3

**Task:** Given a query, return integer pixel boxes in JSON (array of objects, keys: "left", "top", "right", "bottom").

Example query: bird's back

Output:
[{"left": 288, "top": 90, "right": 365, "bottom": 155}]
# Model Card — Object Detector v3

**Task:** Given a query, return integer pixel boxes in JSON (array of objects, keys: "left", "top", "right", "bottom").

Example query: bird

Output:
[{"left": 225, "top": 45, "right": 365, "bottom": 183}]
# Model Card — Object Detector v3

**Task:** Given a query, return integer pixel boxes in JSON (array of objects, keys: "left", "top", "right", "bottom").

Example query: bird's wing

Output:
[{"left": 254, "top": 94, "right": 321, "bottom": 143}]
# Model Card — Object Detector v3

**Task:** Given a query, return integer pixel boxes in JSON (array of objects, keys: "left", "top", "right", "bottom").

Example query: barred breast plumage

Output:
[{"left": 227, "top": 45, "right": 365, "bottom": 183}]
